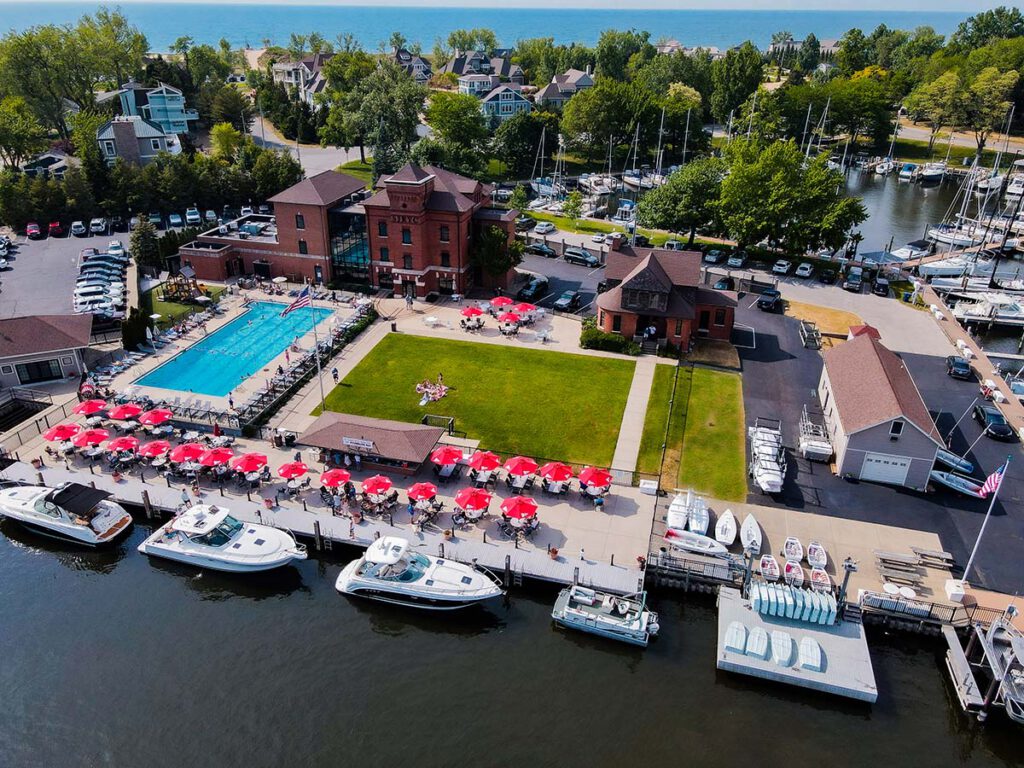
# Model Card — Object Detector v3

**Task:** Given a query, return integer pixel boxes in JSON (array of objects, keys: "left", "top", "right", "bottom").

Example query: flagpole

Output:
[
  {"left": 961, "top": 455, "right": 1011, "bottom": 585},
  {"left": 309, "top": 280, "right": 326, "bottom": 413}
]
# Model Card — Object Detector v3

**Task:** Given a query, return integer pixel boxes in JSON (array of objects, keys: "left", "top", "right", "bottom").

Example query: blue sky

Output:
[{"left": 40, "top": 0, "right": 1004, "bottom": 7}]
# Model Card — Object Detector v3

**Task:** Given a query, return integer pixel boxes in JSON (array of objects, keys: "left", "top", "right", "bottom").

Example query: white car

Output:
[
  {"left": 772, "top": 260, "right": 792, "bottom": 275},
  {"left": 795, "top": 262, "right": 814, "bottom": 278},
  {"left": 726, "top": 252, "right": 747, "bottom": 268},
  {"left": 168, "top": 213, "right": 183, "bottom": 228},
  {"left": 591, "top": 233, "right": 606, "bottom": 244},
  {"left": 70, "top": 221, "right": 87, "bottom": 237},
  {"left": 240, "top": 206, "right": 254, "bottom": 216},
  {"left": 107, "top": 240, "right": 125, "bottom": 257},
  {"left": 533, "top": 221, "right": 555, "bottom": 235},
  {"left": 89, "top": 217, "right": 107, "bottom": 234},
  {"left": 185, "top": 207, "right": 202, "bottom": 226},
  {"left": 0, "top": 257, "right": 9, "bottom": 270}
]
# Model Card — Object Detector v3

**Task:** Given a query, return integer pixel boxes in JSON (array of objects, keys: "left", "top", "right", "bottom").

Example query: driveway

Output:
[{"left": 250, "top": 116, "right": 361, "bottom": 176}]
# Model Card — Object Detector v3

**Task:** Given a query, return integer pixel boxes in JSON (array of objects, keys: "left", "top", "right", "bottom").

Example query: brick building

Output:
[
  {"left": 595, "top": 245, "right": 736, "bottom": 351},
  {"left": 362, "top": 163, "right": 518, "bottom": 298}
]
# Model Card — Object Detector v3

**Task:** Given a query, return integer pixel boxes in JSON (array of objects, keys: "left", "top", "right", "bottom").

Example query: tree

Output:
[
  {"left": 710, "top": 42, "right": 763, "bottom": 123},
  {"left": 210, "top": 122, "right": 244, "bottom": 159},
  {"left": 347, "top": 61, "right": 427, "bottom": 179},
  {"left": 69, "top": 110, "right": 110, "bottom": 203},
  {"left": 472, "top": 224, "right": 523, "bottom": 278},
  {"left": 507, "top": 184, "right": 528, "bottom": 212},
  {"left": 425, "top": 91, "right": 488, "bottom": 148},
  {"left": 211, "top": 87, "right": 254, "bottom": 133},
  {"left": 595, "top": 29, "right": 654, "bottom": 81},
  {"left": 388, "top": 31, "right": 407, "bottom": 52},
  {"left": 447, "top": 29, "right": 497, "bottom": 55},
  {"left": 287, "top": 33, "right": 308, "bottom": 61},
  {"left": 633, "top": 49, "right": 714, "bottom": 120},
  {"left": 962, "top": 66, "right": 1019, "bottom": 155},
  {"left": 562, "top": 189, "right": 583, "bottom": 226},
  {"left": 321, "top": 47, "right": 375, "bottom": 93},
  {"left": 771, "top": 31, "right": 794, "bottom": 47},
  {"left": 130, "top": 216, "right": 161, "bottom": 269},
  {"left": 951, "top": 7, "right": 1024, "bottom": 51},
  {"left": 905, "top": 70, "right": 963, "bottom": 153},
  {"left": 798, "top": 34, "right": 821, "bottom": 73},
  {"left": 250, "top": 147, "right": 303, "bottom": 201},
  {"left": 0, "top": 97, "right": 48, "bottom": 168},
  {"left": 636, "top": 157, "right": 725, "bottom": 246},
  {"left": 835, "top": 28, "right": 869, "bottom": 76},
  {"left": 562, "top": 78, "right": 657, "bottom": 161}
]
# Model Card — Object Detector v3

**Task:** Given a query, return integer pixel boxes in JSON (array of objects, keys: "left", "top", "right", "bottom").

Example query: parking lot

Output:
[
  {"left": 515, "top": 251, "right": 604, "bottom": 315},
  {"left": 0, "top": 230, "right": 88, "bottom": 318}
]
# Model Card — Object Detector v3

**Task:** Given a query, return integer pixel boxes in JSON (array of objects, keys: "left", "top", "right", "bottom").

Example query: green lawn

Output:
[
  {"left": 892, "top": 137, "right": 996, "bottom": 166},
  {"left": 142, "top": 285, "right": 226, "bottom": 328},
  {"left": 636, "top": 364, "right": 677, "bottom": 476},
  {"left": 319, "top": 334, "right": 636, "bottom": 466},
  {"left": 337, "top": 158, "right": 373, "bottom": 184}
]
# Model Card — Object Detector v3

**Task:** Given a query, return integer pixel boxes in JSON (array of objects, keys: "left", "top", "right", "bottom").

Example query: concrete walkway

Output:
[{"left": 610, "top": 357, "right": 658, "bottom": 477}]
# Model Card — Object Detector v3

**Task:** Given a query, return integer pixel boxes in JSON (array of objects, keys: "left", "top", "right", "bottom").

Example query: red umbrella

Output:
[
  {"left": 320, "top": 468, "right": 351, "bottom": 487},
  {"left": 277, "top": 461, "right": 309, "bottom": 479},
  {"left": 455, "top": 487, "right": 492, "bottom": 511},
  {"left": 539, "top": 461, "right": 574, "bottom": 482},
  {"left": 408, "top": 482, "right": 438, "bottom": 501},
  {"left": 108, "top": 403, "right": 143, "bottom": 420},
  {"left": 73, "top": 399, "right": 108, "bottom": 416},
  {"left": 106, "top": 436, "right": 140, "bottom": 453},
  {"left": 231, "top": 453, "right": 268, "bottom": 473},
  {"left": 139, "top": 440, "right": 171, "bottom": 458},
  {"left": 362, "top": 474, "right": 392, "bottom": 495},
  {"left": 138, "top": 408, "right": 173, "bottom": 426},
  {"left": 72, "top": 428, "right": 109, "bottom": 447},
  {"left": 199, "top": 447, "right": 235, "bottom": 467},
  {"left": 468, "top": 451, "right": 501, "bottom": 472},
  {"left": 513, "top": 302, "right": 536, "bottom": 313},
  {"left": 497, "top": 312, "right": 521, "bottom": 324},
  {"left": 579, "top": 466, "right": 613, "bottom": 488},
  {"left": 491, "top": 295, "right": 514, "bottom": 307},
  {"left": 430, "top": 445, "right": 464, "bottom": 466},
  {"left": 169, "top": 442, "right": 206, "bottom": 463},
  {"left": 461, "top": 306, "right": 484, "bottom": 318},
  {"left": 504, "top": 455, "right": 539, "bottom": 476},
  {"left": 43, "top": 424, "right": 81, "bottom": 442},
  {"left": 501, "top": 496, "right": 538, "bottom": 520}
]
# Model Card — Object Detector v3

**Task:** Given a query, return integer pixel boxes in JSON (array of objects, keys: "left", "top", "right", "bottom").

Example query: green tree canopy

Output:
[
  {"left": 710, "top": 42, "right": 763, "bottom": 123},
  {"left": 951, "top": 7, "right": 1024, "bottom": 51},
  {"left": 905, "top": 70, "right": 963, "bottom": 152},
  {"left": 962, "top": 66, "right": 1019, "bottom": 154},
  {"left": 636, "top": 156, "right": 726, "bottom": 247},
  {"left": 425, "top": 91, "right": 488, "bottom": 149},
  {"left": 472, "top": 224, "right": 523, "bottom": 278},
  {"left": 0, "top": 97, "right": 48, "bottom": 168},
  {"left": 595, "top": 29, "right": 654, "bottom": 81}
]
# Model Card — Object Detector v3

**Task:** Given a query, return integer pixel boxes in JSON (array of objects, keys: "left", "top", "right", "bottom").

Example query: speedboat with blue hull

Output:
[{"left": 0, "top": 482, "right": 132, "bottom": 546}]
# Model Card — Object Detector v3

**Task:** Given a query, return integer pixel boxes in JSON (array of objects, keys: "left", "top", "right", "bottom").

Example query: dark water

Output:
[
  {"left": 0, "top": 4, "right": 965, "bottom": 51},
  {"left": 847, "top": 171, "right": 961, "bottom": 254},
  {"left": 1, "top": 515, "right": 1021, "bottom": 768}
]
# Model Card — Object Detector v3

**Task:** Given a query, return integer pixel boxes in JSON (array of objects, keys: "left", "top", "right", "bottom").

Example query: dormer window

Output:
[{"left": 889, "top": 420, "right": 904, "bottom": 439}]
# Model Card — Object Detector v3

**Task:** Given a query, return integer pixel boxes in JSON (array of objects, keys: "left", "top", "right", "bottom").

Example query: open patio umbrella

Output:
[
  {"left": 169, "top": 443, "right": 206, "bottom": 463},
  {"left": 72, "top": 428, "right": 110, "bottom": 447},
  {"left": 138, "top": 408, "right": 174, "bottom": 426},
  {"left": 72, "top": 399, "right": 108, "bottom": 416},
  {"left": 277, "top": 461, "right": 308, "bottom": 479},
  {"left": 460, "top": 306, "right": 484, "bottom": 318},
  {"left": 513, "top": 302, "right": 537, "bottom": 314},
  {"left": 468, "top": 451, "right": 501, "bottom": 472},
  {"left": 139, "top": 440, "right": 171, "bottom": 458},
  {"left": 408, "top": 482, "right": 438, "bottom": 501},
  {"left": 455, "top": 487, "right": 492, "bottom": 511},
  {"left": 362, "top": 474, "right": 392, "bottom": 496},
  {"left": 497, "top": 312, "right": 521, "bottom": 324},
  {"left": 320, "top": 468, "right": 351, "bottom": 487},
  {"left": 430, "top": 445, "right": 465, "bottom": 466},
  {"left": 491, "top": 296, "right": 514, "bottom": 308},
  {"left": 108, "top": 403, "right": 143, "bottom": 420},
  {"left": 579, "top": 466, "right": 613, "bottom": 488},
  {"left": 43, "top": 424, "right": 82, "bottom": 442},
  {"left": 199, "top": 447, "right": 235, "bottom": 467},
  {"left": 504, "top": 455, "right": 539, "bottom": 476},
  {"left": 539, "top": 461, "right": 574, "bottom": 483},
  {"left": 231, "top": 453, "right": 268, "bottom": 473},
  {"left": 501, "top": 496, "right": 538, "bottom": 520},
  {"left": 106, "top": 436, "right": 140, "bottom": 453}
]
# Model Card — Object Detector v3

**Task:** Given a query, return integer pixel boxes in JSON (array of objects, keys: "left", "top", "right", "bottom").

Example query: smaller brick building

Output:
[{"left": 595, "top": 245, "right": 736, "bottom": 350}]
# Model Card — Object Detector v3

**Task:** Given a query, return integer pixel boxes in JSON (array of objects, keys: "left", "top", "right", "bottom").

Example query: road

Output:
[{"left": 251, "top": 116, "right": 361, "bottom": 176}]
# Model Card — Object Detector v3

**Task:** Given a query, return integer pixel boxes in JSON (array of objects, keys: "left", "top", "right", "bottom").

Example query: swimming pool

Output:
[{"left": 136, "top": 301, "right": 334, "bottom": 397}]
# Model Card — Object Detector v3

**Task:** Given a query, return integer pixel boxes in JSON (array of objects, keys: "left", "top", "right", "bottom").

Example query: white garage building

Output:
[{"left": 818, "top": 334, "right": 942, "bottom": 490}]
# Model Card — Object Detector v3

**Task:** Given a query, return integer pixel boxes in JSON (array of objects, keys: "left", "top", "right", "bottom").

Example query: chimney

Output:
[
  {"left": 586, "top": 64, "right": 592, "bottom": 76},
  {"left": 608, "top": 232, "right": 624, "bottom": 252},
  {"left": 110, "top": 117, "right": 141, "bottom": 166}
]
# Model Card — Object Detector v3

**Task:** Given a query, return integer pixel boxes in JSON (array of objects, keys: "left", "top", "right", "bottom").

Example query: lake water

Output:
[
  {"left": 1, "top": 514, "right": 1021, "bottom": 768},
  {"left": 0, "top": 4, "right": 965, "bottom": 51}
]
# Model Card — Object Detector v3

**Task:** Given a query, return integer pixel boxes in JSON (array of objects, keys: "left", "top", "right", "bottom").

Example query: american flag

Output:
[
  {"left": 280, "top": 284, "right": 312, "bottom": 317},
  {"left": 979, "top": 460, "right": 1008, "bottom": 498}
]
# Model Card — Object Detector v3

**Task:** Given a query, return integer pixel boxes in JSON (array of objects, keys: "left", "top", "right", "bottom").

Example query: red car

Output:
[
  {"left": 26, "top": 222, "right": 42, "bottom": 239},
  {"left": 48, "top": 221, "right": 64, "bottom": 237}
]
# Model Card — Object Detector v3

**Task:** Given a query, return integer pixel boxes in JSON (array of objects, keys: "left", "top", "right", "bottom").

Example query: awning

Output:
[{"left": 48, "top": 483, "right": 112, "bottom": 516}]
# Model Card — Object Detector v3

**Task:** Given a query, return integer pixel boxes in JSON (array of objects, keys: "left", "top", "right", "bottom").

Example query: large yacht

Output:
[
  {"left": 335, "top": 536, "right": 504, "bottom": 610},
  {"left": 0, "top": 482, "right": 133, "bottom": 546},
  {"left": 138, "top": 504, "right": 307, "bottom": 572}
]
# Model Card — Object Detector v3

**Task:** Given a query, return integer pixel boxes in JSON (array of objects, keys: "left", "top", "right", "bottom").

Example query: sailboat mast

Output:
[
  {"left": 655, "top": 107, "right": 665, "bottom": 176},
  {"left": 682, "top": 108, "right": 691, "bottom": 165}
]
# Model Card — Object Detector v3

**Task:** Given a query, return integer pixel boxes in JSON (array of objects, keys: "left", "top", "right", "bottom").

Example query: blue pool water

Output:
[{"left": 136, "top": 302, "right": 333, "bottom": 397}]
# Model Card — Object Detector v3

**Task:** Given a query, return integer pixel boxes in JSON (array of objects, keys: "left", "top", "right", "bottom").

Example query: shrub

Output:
[{"left": 580, "top": 326, "right": 640, "bottom": 355}]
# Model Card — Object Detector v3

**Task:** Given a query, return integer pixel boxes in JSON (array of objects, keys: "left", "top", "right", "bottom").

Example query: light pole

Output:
[{"left": 945, "top": 396, "right": 979, "bottom": 445}]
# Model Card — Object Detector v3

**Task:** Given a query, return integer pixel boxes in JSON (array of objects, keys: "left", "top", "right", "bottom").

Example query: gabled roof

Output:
[
  {"left": 365, "top": 163, "right": 485, "bottom": 214},
  {"left": 822, "top": 335, "right": 942, "bottom": 444},
  {"left": 603, "top": 246, "right": 703, "bottom": 286},
  {"left": 97, "top": 115, "right": 167, "bottom": 140},
  {"left": 267, "top": 170, "right": 366, "bottom": 206},
  {"left": 535, "top": 83, "right": 566, "bottom": 101},
  {"left": 300, "top": 52, "right": 334, "bottom": 73},
  {"left": 620, "top": 254, "right": 673, "bottom": 293},
  {"left": 849, "top": 324, "right": 881, "bottom": 340},
  {"left": 388, "top": 164, "right": 433, "bottom": 184},
  {"left": 298, "top": 413, "right": 444, "bottom": 464},
  {"left": 0, "top": 314, "right": 93, "bottom": 357},
  {"left": 481, "top": 86, "right": 529, "bottom": 103}
]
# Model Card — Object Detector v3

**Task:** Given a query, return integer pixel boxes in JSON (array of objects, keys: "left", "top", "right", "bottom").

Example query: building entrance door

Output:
[
  {"left": 402, "top": 280, "right": 417, "bottom": 298},
  {"left": 314, "top": 265, "right": 323, "bottom": 284},
  {"left": 698, "top": 310, "right": 710, "bottom": 333}
]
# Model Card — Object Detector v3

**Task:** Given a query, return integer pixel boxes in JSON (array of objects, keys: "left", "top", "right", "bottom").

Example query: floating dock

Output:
[{"left": 716, "top": 587, "right": 878, "bottom": 703}]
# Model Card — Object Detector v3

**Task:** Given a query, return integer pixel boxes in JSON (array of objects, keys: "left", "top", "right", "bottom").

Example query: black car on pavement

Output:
[
  {"left": 945, "top": 355, "right": 973, "bottom": 380},
  {"left": 517, "top": 276, "right": 549, "bottom": 302},
  {"left": 757, "top": 288, "right": 782, "bottom": 311},
  {"left": 515, "top": 215, "right": 533, "bottom": 231},
  {"left": 563, "top": 247, "right": 600, "bottom": 267},
  {"left": 714, "top": 276, "right": 735, "bottom": 290},
  {"left": 819, "top": 269, "right": 837, "bottom": 284},
  {"left": 525, "top": 243, "right": 557, "bottom": 258},
  {"left": 973, "top": 403, "right": 1016, "bottom": 440},
  {"left": 553, "top": 290, "right": 581, "bottom": 311}
]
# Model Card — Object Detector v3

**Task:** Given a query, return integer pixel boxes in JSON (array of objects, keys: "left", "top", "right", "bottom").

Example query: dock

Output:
[{"left": 716, "top": 587, "right": 878, "bottom": 703}]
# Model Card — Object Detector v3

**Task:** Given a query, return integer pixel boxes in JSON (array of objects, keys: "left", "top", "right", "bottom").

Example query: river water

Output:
[{"left": 1, "top": 515, "right": 1021, "bottom": 768}]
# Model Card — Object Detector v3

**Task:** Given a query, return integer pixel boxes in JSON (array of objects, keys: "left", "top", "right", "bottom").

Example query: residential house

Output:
[
  {"left": 441, "top": 50, "right": 524, "bottom": 86},
  {"left": 535, "top": 66, "right": 594, "bottom": 108},
  {"left": 272, "top": 52, "right": 335, "bottom": 109},
  {"left": 96, "top": 116, "right": 178, "bottom": 167},
  {"left": 655, "top": 41, "right": 725, "bottom": 60},
  {"left": 818, "top": 334, "right": 942, "bottom": 490},
  {"left": 392, "top": 47, "right": 432, "bottom": 84},
  {"left": 480, "top": 86, "right": 532, "bottom": 124},
  {"left": 458, "top": 74, "right": 500, "bottom": 97},
  {"left": 118, "top": 81, "right": 198, "bottom": 135},
  {"left": 0, "top": 314, "right": 93, "bottom": 387}
]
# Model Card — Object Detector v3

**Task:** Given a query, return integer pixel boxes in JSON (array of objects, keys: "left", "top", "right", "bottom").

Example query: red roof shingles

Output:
[{"left": 0, "top": 314, "right": 93, "bottom": 357}]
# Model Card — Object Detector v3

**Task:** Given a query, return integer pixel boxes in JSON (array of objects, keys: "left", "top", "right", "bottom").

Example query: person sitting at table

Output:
[
  {"left": 452, "top": 509, "right": 467, "bottom": 528},
  {"left": 524, "top": 517, "right": 540, "bottom": 536}
]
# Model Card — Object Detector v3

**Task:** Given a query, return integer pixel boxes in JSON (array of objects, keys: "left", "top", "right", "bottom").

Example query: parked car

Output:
[
  {"left": 205, "top": 209, "right": 217, "bottom": 222},
  {"left": 107, "top": 240, "right": 125, "bottom": 257},
  {"left": 596, "top": 279, "right": 611, "bottom": 294},
  {"left": 168, "top": 213, "right": 183, "bottom": 228},
  {"left": 945, "top": 355, "right": 974, "bottom": 380},
  {"left": 110, "top": 215, "right": 127, "bottom": 232},
  {"left": 843, "top": 266, "right": 863, "bottom": 292},
  {"left": 26, "top": 222, "right": 42, "bottom": 239},
  {"left": 757, "top": 288, "right": 782, "bottom": 311},
  {"left": 563, "top": 247, "right": 600, "bottom": 267},
  {"left": 664, "top": 239, "right": 684, "bottom": 251},
  {"left": 714, "top": 276, "right": 736, "bottom": 290},
  {"left": 517, "top": 276, "right": 549, "bottom": 301},
  {"left": 129, "top": 215, "right": 140, "bottom": 229},
  {"left": 794, "top": 262, "right": 814, "bottom": 278},
  {"left": 553, "top": 290, "right": 581, "bottom": 311},
  {"left": 89, "top": 217, "right": 107, "bottom": 234},
  {"left": 258, "top": 204, "right": 271, "bottom": 215},
  {"left": 973, "top": 403, "right": 1016, "bottom": 440},
  {"left": 79, "top": 247, "right": 98, "bottom": 261},
  {"left": 0, "top": 257, "right": 9, "bottom": 270},
  {"left": 525, "top": 243, "right": 557, "bottom": 258},
  {"left": 185, "top": 207, "right": 202, "bottom": 226},
  {"left": 772, "top": 259, "right": 792, "bottom": 275},
  {"left": 703, "top": 249, "right": 724, "bottom": 264},
  {"left": 591, "top": 233, "right": 606, "bottom": 244},
  {"left": 819, "top": 269, "right": 837, "bottom": 284},
  {"left": 514, "top": 215, "right": 533, "bottom": 231},
  {"left": 70, "top": 221, "right": 87, "bottom": 237},
  {"left": 726, "top": 251, "right": 747, "bottom": 268},
  {"left": 872, "top": 277, "right": 890, "bottom": 297},
  {"left": 533, "top": 221, "right": 556, "bottom": 235},
  {"left": 633, "top": 234, "right": 651, "bottom": 247},
  {"left": 148, "top": 212, "right": 163, "bottom": 228},
  {"left": 48, "top": 221, "right": 64, "bottom": 237},
  {"left": 240, "top": 205, "right": 254, "bottom": 217}
]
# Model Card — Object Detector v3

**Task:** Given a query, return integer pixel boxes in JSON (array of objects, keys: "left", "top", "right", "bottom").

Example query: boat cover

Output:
[{"left": 48, "top": 484, "right": 111, "bottom": 516}]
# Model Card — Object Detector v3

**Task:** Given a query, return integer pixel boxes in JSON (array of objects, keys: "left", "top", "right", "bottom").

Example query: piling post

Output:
[
  {"left": 89, "top": 464, "right": 94, "bottom": 474},
  {"left": 36, "top": 471, "right": 44, "bottom": 485},
  {"left": 313, "top": 520, "right": 323, "bottom": 551},
  {"left": 504, "top": 554, "right": 511, "bottom": 587},
  {"left": 166, "top": 476, "right": 171, "bottom": 488},
  {"left": 483, "top": 531, "right": 487, "bottom": 544},
  {"left": 440, "top": 543, "right": 445, "bottom": 559},
  {"left": 573, "top": 567, "right": 579, "bottom": 585},
  {"left": 141, "top": 490, "right": 153, "bottom": 520},
  {"left": 610, "top": 553, "right": 614, "bottom": 566},
  {"left": 302, "top": 499, "right": 307, "bottom": 511}
]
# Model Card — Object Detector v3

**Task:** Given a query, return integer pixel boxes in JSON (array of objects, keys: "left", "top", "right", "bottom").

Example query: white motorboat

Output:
[
  {"left": 784, "top": 560, "right": 804, "bottom": 588},
  {"left": 1007, "top": 174, "right": 1024, "bottom": 197},
  {"left": 664, "top": 528, "right": 729, "bottom": 557},
  {"left": 935, "top": 449, "right": 974, "bottom": 475},
  {"left": 0, "top": 482, "right": 132, "bottom": 546},
  {"left": 740, "top": 513, "right": 762, "bottom": 554},
  {"left": 807, "top": 541, "right": 827, "bottom": 569},
  {"left": 772, "top": 630, "right": 793, "bottom": 666},
  {"left": 875, "top": 158, "right": 897, "bottom": 175},
  {"left": 810, "top": 567, "right": 832, "bottom": 592},
  {"left": 715, "top": 509, "right": 737, "bottom": 546},
  {"left": 783, "top": 536, "right": 803, "bottom": 562},
  {"left": 920, "top": 162, "right": 946, "bottom": 183},
  {"left": 799, "top": 637, "right": 823, "bottom": 672},
  {"left": 759, "top": 554, "right": 780, "bottom": 581},
  {"left": 138, "top": 504, "right": 306, "bottom": 572},
  {"left": 898, "top": 162, "right": 918, "bottom": 181},
  {"left": 982, "top": 613, "right": 1024, "bottom": 724},
  {"left": 335, "top": 537, "right": 503, "bottom": 610},
  {"left": 929, "top": 470, "right": 985, "bottom": 498},
  {"left": 976, "top": 173, "right": 1005, "bottom": 192},
  {"left": 891, "top": 239, "right": 933, "bottom": 261},
  {"left": 551, "top": 586, "right": 660, "bottom": 647},
  {"left": 622, "top": 171, "right": 643, "bottom": 189},
  {"left": 746, "top": 626, "right": 769, "bottom": 659},
  {"left": 724, "top": 621, "right": 747, "bottom": 653}
]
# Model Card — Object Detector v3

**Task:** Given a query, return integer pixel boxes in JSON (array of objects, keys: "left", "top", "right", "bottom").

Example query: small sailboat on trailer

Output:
[
  {"left": 715, "top": 509, "right": 737, "bottom": 546},
  {"left": 810, "top": 567, "right": 832, "bottom": 592},
  {"left": 929, "top": 470, "right": 985, "bottom": 498},
  {"left": 740, "top": 513, "right": 762, "bottom": 554},
  {"left": 807, "top": 541, "right": 827, "bottom": 569},
  {"left": 784, "top": 536, "right": 803, "bottom": 562},
  {"left": 935, "top": 449, "right": 974, "bottom": 475},
  {"left": 664, "top": 527, "right": 729, "bottom": 557}
]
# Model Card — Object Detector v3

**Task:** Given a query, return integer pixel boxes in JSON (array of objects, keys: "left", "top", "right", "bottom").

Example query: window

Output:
[
  {"left": 103, "top": 140, "right": 115, "bottom": 157},
  {"left": 379, "top": 246, "right": 390, "bottom": 262},
  {"left": 648, "top": 292, "right": 661, "bottom": 309},
  {"left": 295, "top": 213, "right": 305, "bottom": 230},
  {"left": 15, "top": 359, "right": 61, "bottom": 385},
  {"left": 403, "top": 254, "right": 413, "bottom": 269},
  {"left": 439, "top": 225, "right": 450, "bottom": 242},
  {"left": 889, "top": 420, "right": 904, "bottom": 438},
  {"left": 674, "top": 319, "right": 683, "bottom": 336},
  {"left": 378, "top": 221, "right": 388, "bottom": 237},
  {"left": 150, "top": 139, "right": 161, "bottom": 151},
  {"left": 401, "top": 228, "right": 412, "bottom": 245},
  {"left": 598, "top": 311, "right": 604, "bottom": 326},
  {"left": 298, "top": 239, "right": 308, "bottom": 254},
  {"left": 714, "top": 308, "right": 727, "bottom": 326},
  {"left": 612, "top": 315, "right": 622, "bottom": 333},
  {"left": 440, "top": 251, "right": 451, "bottom": 267},
  {"left": 60, "top": 356, "right": 73, "bottom": 367}
]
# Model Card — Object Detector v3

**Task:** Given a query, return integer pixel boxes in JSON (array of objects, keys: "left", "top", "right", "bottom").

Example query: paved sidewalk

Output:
[{"left": 610, "top": 357, "right": 658, "bottom": 477}]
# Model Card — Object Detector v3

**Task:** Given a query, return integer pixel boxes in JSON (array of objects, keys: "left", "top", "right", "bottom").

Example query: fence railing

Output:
[
  {"left": 0, "top": 399, "right": 79, "bottom": 454},
  {"left": 646, "top": 549, "right": 744, "bottom": 586},
  {"left": 859, "top": 590, "right": 1009, "bottom": 628}
]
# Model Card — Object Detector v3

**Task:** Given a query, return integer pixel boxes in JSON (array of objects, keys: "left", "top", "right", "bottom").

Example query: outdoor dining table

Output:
[
  {"left": 882, "top": 582, "right": 900, "bottom": 596},
  {"left": 586, "top": 485, "right": 608, "bottom": 497},
  {"left": 438, "top": 463, "right": 457, "bottom": 478},
  {"left": 898, "top": 586, "right": 918, "bottom": 599},
  {"left": 507, "top": 516, "right": 525, "bottom": 529},
  {"left": 180, "top": 461, "right": 202, "bottom": 474},
  {"left": 463, "top": 507, "right": 484, "bottom": 521},
  {"left": 84, "top": 447, "right": 105, "bottom": 460},
  {"left": 121, "top": 420, "right": 140, "bottom": 432},
  {"left": 150, "top": 456, "right": 168, "bottom": 468},
  {"left": 286, "top": 479, "right": 302, "bottom": 490},
  {"left": 545, "top": 480, "right": 564, "bottom": 494},
  {"left": 210, "top": 435, "right": 233, "bottom": 447},
  {"left": 182, "top": 431, "right": 201, "bottom": 442},
  {"left": 473, "top": 470, "right": 492, "bottom": 487},
  {"left": 58, "top": 441, "right": 76, "bottom": 455},
  {"left": 148, "top": 425, "right": 174, "bottom": 437},
  {"left": 84, "top": 416, "right": 105, "bottom": 428},
  {"left": 510, "top": 475, "right": 530, "bottom": 489},
  {"left": 245, "top": 472, "right": 262, "bottom": 483}
]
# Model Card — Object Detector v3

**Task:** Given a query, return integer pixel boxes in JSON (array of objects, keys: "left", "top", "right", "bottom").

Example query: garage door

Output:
[{"left": 860, "top": 452, "right": 911, "bottom": 485}]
